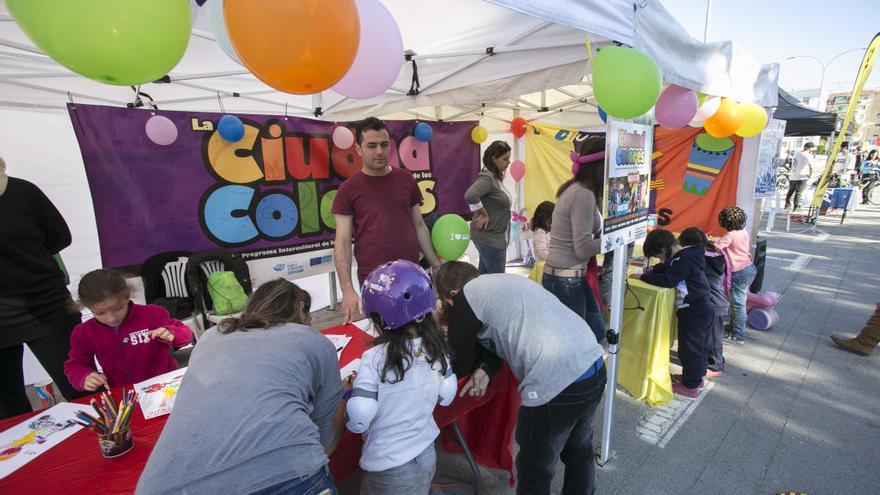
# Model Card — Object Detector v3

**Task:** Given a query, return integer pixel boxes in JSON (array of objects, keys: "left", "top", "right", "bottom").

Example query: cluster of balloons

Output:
[
  {"left": 590, "top": 46, "right": 768, "bottom": 138},
  {"left": 431, "top": 214, "right": 470, "bottom": 261},
  {"left": 510, "top": 117, "right": 528, "bottom": 139},
  {"left": 699, "top": 97, "right": 767, "bottom": 138},
  {"left": 10, "top": 0, "right": 404, "bottom": 99}
]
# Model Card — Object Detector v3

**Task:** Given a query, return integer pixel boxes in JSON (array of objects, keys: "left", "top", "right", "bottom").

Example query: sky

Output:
[{"left": 660, "top": 0, "right": 880, "bottom": 98}]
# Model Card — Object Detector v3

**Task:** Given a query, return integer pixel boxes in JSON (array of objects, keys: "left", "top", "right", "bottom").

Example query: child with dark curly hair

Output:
[{"left": 715, "top": 206, "right": 756, "bottom": 344}]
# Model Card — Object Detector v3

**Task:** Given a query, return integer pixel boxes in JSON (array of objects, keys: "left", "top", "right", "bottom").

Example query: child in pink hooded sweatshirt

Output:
[{"left": 64, "top": 269, "right": 193, "bottom": 392}]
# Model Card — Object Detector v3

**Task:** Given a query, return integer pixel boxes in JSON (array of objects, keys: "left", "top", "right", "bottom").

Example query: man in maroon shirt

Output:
[{"left": 332, "top": 117, "right": 441, "bottom": 322}]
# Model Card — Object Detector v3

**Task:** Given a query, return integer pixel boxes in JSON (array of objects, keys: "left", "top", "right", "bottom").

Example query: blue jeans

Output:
[
  {"left": 542, "top": 273, "right": 606, "bottom": 344},
  {"left": 475, "top": 242, "right": 507, "bottom": 274},
  {"left": 729, "top": 264, "right": 757, "bottom": 340},
  {"left": 360, "top": 444, "right": 436, "bottom": 495},
  {"left": 249, "top": 465, "right": 336, "bottom": 495},
  {"left": 516, "top": 364, "right": 607, "bottom": 494}
]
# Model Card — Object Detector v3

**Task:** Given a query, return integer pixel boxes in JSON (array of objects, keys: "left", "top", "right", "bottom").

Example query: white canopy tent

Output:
[
  {"left": 0, "top": 0, "right": 778, "bottom": 467},
  {"left": 0, "top": 0, "right": 778, "bottom": 131}
]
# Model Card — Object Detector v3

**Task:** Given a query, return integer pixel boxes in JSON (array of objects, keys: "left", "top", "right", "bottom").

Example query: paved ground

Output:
[
  {"left": 272, "top": 203, "right": 880, "bottom": 495},
  {"left": 424, "top": 203, "right": 880, "bottom": 495}
]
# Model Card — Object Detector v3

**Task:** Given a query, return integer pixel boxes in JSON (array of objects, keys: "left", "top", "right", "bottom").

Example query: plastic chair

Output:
[
  {"left": 185, "top": 248, "right": 253, "bottom": 333},
  {"left": 141, "top": 250, "right": 194, "bottom": 319},
  {"left": 759, "top": 191, "right": 790, "bottom": 232}
]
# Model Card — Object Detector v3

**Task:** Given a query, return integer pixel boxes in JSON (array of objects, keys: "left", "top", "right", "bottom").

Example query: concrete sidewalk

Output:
[{"left": 432, "top": 203, "right": 880, "bottom": 495}]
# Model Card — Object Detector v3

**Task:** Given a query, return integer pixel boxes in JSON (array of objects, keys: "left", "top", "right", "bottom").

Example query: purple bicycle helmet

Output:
[{"left": 361, "top": 260, "right": 436, "bottom": 330}]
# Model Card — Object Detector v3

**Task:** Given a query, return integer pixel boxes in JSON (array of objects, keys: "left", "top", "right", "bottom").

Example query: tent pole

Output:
[
  {"left": 598, "top": 243, "right": 627, "bottom": 465},
  {"left": 512, "top": 109, "right": 523, "bottom": 261}
]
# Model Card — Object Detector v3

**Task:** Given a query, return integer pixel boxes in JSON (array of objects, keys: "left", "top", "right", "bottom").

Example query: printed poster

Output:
[
  {"left": 601, "top": 119, "right": 653, "bottom": 253},
  {"left": 753, "top": 119, "right": 787, "bottom": 198},
  {"left": 135, "top": 368, "right": 188, "bottom": 420},
  {"left": 0, "top": 402, "right": 83, "bottom": 479}
]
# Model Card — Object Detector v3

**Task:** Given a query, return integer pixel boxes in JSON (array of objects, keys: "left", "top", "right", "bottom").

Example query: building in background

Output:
[{"left": 825, "top": 88, "right": 880, "bottom": 147}]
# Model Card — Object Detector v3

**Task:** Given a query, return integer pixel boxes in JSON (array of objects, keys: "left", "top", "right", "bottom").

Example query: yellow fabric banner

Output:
[
  {"left": 523, "top": 123, "right": 581, "bottom": 214},
  {"left": 811, "top": 33, "right": 880, "bottom": 207}
]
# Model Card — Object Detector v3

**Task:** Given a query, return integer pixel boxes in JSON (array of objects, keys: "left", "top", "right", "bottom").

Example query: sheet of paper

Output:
[
  {"left": 0, "top": 402, "right": 84, "bottom": 479},
  {"left": 324, "top": 334, "right": 352, "bottom": 360},
  {"left": 134, "top": 368, "right": 188, "bottom": 420},
  {"left": 339, "top": 358, "right": 362, "bottom": 380}
]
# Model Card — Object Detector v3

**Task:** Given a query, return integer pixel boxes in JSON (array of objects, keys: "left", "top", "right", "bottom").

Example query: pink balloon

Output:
[
  {"left": 145, "top": 115, "right": 178, "bottom": 146},
  {"left": 332, "top": 126, "right": 354, "bottom": 149},
  {"left": 333, "top": 0, "right": 403, "bottom": 99},
  {"left": 655, "top": 85, "right": 698, "bottom": 129},
  {"left": 509, "top": 160, "right": 525, "bottom": 181}
]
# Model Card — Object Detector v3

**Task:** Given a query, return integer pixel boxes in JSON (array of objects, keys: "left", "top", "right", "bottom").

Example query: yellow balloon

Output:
[
  {"left": 735, "top": 103, "right": 769, "bottom": 138},
  {"left": 470, "top": 125, "right": 488, "bottom": 144}
]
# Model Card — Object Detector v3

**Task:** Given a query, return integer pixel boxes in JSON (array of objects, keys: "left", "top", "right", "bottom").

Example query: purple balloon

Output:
[
  {"left": 655, "top": 85, "right": 698, "bottom": 129},
  {"left": 145, "top": 115, "right": 178, "bottom": 146},
  {"left": 333, "top": 0, "right": 403, "bottom": 99}
]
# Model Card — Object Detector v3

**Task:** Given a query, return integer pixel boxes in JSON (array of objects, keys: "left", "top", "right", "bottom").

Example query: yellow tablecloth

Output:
[{"left": 618, "top": 278, "right": 677, "bottom": 406}]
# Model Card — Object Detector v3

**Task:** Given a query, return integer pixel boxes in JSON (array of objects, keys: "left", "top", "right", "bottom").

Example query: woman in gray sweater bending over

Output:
[
  {"left": 465, "top": 141, "right": 512, "bottom": 274},
  {"left": 542, "top": 135, "right": 607, "bottom": 344}
]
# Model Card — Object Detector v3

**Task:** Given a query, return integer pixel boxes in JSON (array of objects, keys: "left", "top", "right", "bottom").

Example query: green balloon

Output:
[
  {"left": 592, "top": 46, "right": 662, "bottom": 120},
  {"left": 431, "top": 214, "right": 470, "bottom": 261},
  {"left": 7, "top": 0, "right": 191, "bottom": 86}
]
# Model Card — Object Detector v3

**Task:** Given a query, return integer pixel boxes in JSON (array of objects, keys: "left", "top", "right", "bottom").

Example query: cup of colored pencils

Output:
[{"left": 74, "top": 387, "right": 139, "bottom": 458}]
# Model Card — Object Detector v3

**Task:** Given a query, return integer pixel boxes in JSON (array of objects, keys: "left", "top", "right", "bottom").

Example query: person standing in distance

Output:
[
  {"left": 332, "top": 117, "right": 441, "bottom": 323},
  {"left": 785, "top": 142, "right": 814, "bottom": 211}
]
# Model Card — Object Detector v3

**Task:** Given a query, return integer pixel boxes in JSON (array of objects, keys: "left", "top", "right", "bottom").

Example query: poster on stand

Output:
[
  {"left": 753, "top": 118, "right": 787, "bottom": 198},
  {"left": 601, "top": 119, "right": 653, "bottom": 253}
]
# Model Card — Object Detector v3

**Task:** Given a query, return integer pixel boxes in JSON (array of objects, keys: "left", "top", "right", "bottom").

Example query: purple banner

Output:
[{"left": 67, "top": 104, "right": 479, "bottom": 268}]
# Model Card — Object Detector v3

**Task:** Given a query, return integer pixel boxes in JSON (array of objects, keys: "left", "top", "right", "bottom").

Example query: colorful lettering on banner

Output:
[{"left": 67, "top": 104, "right": 479, "bottom": 268}]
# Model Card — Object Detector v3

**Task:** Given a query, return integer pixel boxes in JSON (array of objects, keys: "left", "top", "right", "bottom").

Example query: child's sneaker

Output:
[
  {"left": 670, "top": 374, "right": 705, "bottom": 387},
  {"left": 705, "top": 369, "right": 723, "bottom": 379},
  {"left": 672, "top": 381, "right": 701, "bottom": 400}
]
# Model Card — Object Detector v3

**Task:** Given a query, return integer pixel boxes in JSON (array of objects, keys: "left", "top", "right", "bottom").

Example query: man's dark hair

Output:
[
  {"left": 355, "top": 117, "right": 390, "bottom": 145},
  {"left": 803, "top": 142, "right": 815, "bottom": 150}
]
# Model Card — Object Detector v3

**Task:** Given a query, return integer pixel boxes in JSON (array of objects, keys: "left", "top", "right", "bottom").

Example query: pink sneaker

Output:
[
  {"left": 671, "top": 374, "right": 705, "bottom": 387},
  {"left": 705, "top": 369, "right": 723, "bottom": 379},
  {"left": 672, "top": 382, "right": 701, "bottom": 400}
]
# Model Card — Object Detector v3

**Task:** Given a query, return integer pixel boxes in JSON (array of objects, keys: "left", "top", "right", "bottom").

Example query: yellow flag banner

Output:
[
  {"left": 524, "top": 123, "right": 598, "bottom": 214},
  {"left": 811, "top": 33, "right": 880, "bottom": 207}
]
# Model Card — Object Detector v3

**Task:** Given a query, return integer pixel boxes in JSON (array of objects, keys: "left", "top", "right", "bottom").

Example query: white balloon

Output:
[
  {"left": 206, "top": 0, "right": 243, "bottom": 66},
  {"left": 693, "top": 96, "right": 721, "bottom": 121}
]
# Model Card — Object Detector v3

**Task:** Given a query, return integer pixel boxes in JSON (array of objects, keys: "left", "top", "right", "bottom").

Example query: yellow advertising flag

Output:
[{"left": 811, "top": 33, "right": 880, "bottom": 208}]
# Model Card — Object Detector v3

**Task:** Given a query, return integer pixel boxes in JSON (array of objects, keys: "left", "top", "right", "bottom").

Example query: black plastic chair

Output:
[{"left": 141, "top": 250, "right": 194, "bottom": 319}]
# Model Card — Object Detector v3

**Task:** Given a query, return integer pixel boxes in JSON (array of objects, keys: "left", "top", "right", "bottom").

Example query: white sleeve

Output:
[{"left": 345, "top": 350, "right": 381, "bottom": 434}]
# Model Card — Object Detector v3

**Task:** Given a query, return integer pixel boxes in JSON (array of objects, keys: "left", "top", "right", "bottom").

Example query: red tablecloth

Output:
[{"left": 0, "top": 323, "right": 519, "bottom": 493}]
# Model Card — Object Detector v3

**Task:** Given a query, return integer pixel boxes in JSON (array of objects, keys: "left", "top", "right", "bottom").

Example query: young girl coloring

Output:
[
  {"left": 347, "top": 260, "right": 456, "bottom": 494},
  {"left": 714, "top": 206, "right": 756, "bottom": 344},
  {"left": 638, "top": 229, "right": 713, "bottom": 399},
  {"left": 64, "top": 269, "right": 193, "bottom": 392}
]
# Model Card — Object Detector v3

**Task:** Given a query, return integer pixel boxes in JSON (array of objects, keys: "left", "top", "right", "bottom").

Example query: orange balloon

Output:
[
  {"left": 225, "top": 0, "right": 360, "bottom": 94},
  {"left": 703, "top": 98, "right": 744, "bottom": 138}
]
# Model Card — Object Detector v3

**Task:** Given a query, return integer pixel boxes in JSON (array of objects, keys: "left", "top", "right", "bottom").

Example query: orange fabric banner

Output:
[{"left": 651, "top": 127, "right": 743, "bottom": 237}]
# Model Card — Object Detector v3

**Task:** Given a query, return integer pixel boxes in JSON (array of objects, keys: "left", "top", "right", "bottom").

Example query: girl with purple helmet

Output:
[{"left": 347, "top": 260, "right": 457, "bottom": 494}]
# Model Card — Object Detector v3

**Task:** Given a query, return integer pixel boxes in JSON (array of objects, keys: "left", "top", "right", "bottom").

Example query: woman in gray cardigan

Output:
[
  {"left": 465, "top": 141, "right": 512, "bottom": 273},
  {"left": 542, "top": 136, "right": 607, "bottom": 344}
]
